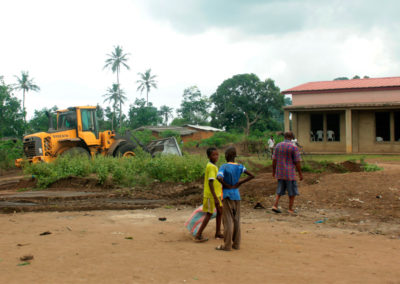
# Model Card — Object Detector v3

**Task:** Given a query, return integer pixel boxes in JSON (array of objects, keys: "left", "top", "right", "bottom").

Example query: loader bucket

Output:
[{"left": 146, "top": 137, "right": 182, "bottom": 156}]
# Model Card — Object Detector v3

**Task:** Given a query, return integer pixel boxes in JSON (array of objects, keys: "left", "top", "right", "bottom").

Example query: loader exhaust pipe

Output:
[{"left": 46, "top": 111, "right": 55, "bottom": 131}]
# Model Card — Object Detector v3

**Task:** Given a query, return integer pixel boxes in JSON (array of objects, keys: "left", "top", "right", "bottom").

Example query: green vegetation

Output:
[
  {"left": 23, "top": 152, "right": 208, "bottom": 189},
  {"left": 0, "top": 140, "right": 23, "bottom": 170}
]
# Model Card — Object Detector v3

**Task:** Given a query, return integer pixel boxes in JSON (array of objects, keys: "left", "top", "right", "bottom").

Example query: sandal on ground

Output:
[
  {"left": 215, "top": 233, "right": 224, "bottom": 239},
  {"left": 194, "top": 235, "right": 208, "bottom": 243},
  {"left": 215, "top": 245, "right": 231, "bottom": 251},
  {"left": 272, "top": 207, "right": 282, "bottom": 213},
  {"left": 288, "top": 209, "right": 298, "bottom": 215}
]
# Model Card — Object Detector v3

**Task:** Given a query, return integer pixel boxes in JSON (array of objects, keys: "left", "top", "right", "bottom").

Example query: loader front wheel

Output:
[
  {"left": 115, "top": 143, "right": 136, "bottom": 157},
  {"left": 61, "top": 147, "right": 90, "bottom": 158}
]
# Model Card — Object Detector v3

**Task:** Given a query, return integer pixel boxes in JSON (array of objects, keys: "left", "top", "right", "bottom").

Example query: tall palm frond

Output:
[
  {"left": 136, "top": 69, "right": 158, "bottom": 106},
  {"left": 103, "top": 45, "right": 130, "bottom": 128},
  {"left": 13, "top": 71, "right": 40, "bottom": 123}
]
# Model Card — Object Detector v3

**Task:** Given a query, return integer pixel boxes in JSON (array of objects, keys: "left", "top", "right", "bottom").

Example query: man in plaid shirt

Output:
[{"left": 272, "top": 131, "right": 303, "bottom": 214}]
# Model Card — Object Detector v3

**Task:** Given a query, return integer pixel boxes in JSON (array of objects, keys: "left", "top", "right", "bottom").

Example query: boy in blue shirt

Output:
[{"left": 216, "top": 147, "right": 254, "bottom": 251}]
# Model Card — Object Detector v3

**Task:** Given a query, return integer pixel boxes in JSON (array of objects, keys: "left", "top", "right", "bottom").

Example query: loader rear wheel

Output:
[
  {"left": 61, "top": 147, "right": 90, "bottom": 158},
  {"left": 115, "top": 143, "right": 136, "bottom": 157}
]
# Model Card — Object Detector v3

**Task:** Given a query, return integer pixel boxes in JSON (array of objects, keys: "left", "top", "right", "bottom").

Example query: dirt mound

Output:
[{"left": 339, "top": 161, "right": 363, "bottom": 172}]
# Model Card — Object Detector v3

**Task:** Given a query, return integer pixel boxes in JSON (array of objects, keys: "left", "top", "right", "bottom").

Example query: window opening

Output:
[
  {"left": 326, "top": 113, "right": 340, "bottom": 141},
  {"left": 81, "top": 109, "right": 94, "bottom": 132},
  {"left": 310, "top": 114, "right": 324, "bottom": 141},
  {"left": 57, "top": 110, "right": 77, "bottom": 130},
  {"left": 394, "top": 112, "right": 400, "bottom": 141},
  {"left": 375, "top": 112, "right": 390, "bottom": 142}
]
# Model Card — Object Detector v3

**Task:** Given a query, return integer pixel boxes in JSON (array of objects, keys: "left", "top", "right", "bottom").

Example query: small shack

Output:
[{"left": 135, "top": 125, "right": 223, "bottom": 143}]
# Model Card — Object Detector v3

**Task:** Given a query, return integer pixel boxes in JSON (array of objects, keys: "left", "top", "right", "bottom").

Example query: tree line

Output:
[{"left": 0, "top": 45, "right": 288, "bottom": 139}]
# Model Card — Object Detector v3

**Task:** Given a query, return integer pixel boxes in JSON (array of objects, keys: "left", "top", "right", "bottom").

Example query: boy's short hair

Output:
[
  {"left": 206, "top": 147, "right": 217, "bottom": 158},
  {"left": 225, "top": 147, "right": 237, "bottom": 161}
]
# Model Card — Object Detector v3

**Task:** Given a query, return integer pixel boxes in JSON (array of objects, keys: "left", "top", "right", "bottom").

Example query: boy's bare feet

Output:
[
  {"left": 215, "top": 245, "right": 231, "bottom": 251},
  {"left": 194, "top": 235, "right": 208, "bottom": 243},
  {"left": 272, "top": 206, "right": 282, "bottom": 213}
]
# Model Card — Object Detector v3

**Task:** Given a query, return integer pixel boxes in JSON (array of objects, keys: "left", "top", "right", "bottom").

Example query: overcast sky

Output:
[{"left": 1, "top": 0, "right": 399, "bottom": 119}]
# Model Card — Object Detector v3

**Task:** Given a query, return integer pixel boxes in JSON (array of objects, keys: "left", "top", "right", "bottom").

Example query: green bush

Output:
[
  {"left": 200, "top": 132, "right": 243, "bottom": 147},
  {"left": 363, "top": 163, "right": 383, "bottom": 172},
  {"left": 23, "top": 153, "right": 208, "bottom": 188},
  {"left": 0, "top": 140, "right": 23, "bottom": 170},
  {"left": 132, "top": 129, "right": 154, "bottom": 145}
]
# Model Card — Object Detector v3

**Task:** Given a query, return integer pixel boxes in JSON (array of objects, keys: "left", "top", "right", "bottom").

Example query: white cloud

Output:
[{"left": 0, "top": 0, "right": 399, "bottom": 122}]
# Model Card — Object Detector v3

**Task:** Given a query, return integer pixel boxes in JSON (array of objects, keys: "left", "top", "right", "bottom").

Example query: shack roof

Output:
[
  {"left": 185, "top": 124, "right": 224, "bottom": 132},
  {"left": 134, "top": 126, "right": 197, "bottom": 136},
  {"left": 282, "top": 76, "right": 400, "bottom": 95}
]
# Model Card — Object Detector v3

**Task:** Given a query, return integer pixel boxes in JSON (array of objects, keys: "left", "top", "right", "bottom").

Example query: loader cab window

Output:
[
  {"left": 57, "top": 110, "right": 77, "bottom": 130},
  {"left": 81, "top": 109, "right": 99, "bottom": 138}
]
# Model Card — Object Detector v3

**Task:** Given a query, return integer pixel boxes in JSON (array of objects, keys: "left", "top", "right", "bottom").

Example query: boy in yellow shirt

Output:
[{"left": 194, "top": 147, "right": 223, "bottom": 242}]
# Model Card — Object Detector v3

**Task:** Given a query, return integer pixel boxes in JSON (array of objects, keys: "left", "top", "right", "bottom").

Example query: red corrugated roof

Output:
[{"left": 282, "top": 76, "right": 400, "bottom": 94}]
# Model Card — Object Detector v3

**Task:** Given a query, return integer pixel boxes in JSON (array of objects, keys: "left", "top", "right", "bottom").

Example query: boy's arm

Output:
[
  {"left": 208, "top": 180, "right": 221, "bottom": 211},
  {"left": 272, "top": 159, "right": 277, "bottom": 178},
  {"left": 295, "top": 161, "right": 303, "bottom": 181},
  {"left": 217, "top": 176, "right": 234, "bottom": 189},
  {"left": 235, "top": 169, "right": 255, "bottom": 187}
]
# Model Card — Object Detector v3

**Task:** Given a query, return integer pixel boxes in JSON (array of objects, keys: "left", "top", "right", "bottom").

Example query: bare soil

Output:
[{"left": 0, "top": 160, "right": 400, "bottom": 283}]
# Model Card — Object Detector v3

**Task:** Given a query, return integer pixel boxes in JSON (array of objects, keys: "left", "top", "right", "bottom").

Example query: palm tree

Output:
[
  {"left": 103, "top": 46, "right": 130, "bottom": 128},
  {"left": 13, "top": 71, "right": 40, "bottom": 122},
  {"left": 103, "top": 84, "right": 127, "bottom": 130},
  {"left": 136, "top": 69, "right": 158, "bottom": 106},
  {"left": 159, "top": 105, "right": 173, "bottom": 125}
]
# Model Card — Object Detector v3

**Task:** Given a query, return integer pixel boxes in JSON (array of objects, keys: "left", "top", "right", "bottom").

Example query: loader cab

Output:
[
  {"left": 77, "top": 107, "right": 100, "bottom": 146},
  {"left": 57, "top": 109, "right": 77, "bottom": 130},
  {"left": 56, "top": 107, "right": 100, "bottom": 146}
]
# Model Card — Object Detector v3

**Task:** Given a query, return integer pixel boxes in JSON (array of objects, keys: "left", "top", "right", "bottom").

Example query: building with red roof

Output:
[{"left": 282, "top": 76, "right": 400, "bottom": 153}]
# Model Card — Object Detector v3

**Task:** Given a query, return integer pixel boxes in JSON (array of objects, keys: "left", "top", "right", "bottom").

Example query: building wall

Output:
[
  {"left": 292, "top": 89, "right": 400, "bottom": 106},
  {"left": 294, "top": 111, "right": 346, "bottom": 152},
  {"left": 356, "top": 110, "right": 400, "bottom": 153},
  {"left": 292, "top": 109, "right": 400, "bottom": 153}
]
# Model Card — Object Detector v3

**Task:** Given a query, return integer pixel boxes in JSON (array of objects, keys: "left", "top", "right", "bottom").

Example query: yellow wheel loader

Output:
[{"left": 15, "top": 106, "right": 181, "bottom": 167}]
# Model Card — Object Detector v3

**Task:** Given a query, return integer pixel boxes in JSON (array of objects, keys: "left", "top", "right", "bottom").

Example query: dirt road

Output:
[{"left": 1, "top": 208, "right": 399, "bottom": 284}]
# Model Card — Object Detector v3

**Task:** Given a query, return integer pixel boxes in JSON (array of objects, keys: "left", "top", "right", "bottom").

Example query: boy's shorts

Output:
[
  {"left": 276, "top": 179, "right": 299, "bottom": 196},
  {"left": 202, "top": 196, "right": 222, "bottom": 214}
]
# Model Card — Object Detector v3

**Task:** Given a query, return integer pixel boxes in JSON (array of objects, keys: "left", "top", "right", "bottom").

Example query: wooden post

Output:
[{"left": 345, "top": 109, "right": 352, "bottom": 153}]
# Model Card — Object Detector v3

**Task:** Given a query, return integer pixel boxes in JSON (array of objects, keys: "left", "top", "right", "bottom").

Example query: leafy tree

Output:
[
  {"left": 159, "top": 105, "right": 173, "bottom": 125},
  {"left": 96, "top": 104, "right": 112, "bottom": 131},
  {"left": 0, "top": 76, "right": 25, "bottom": 137},
  {"left": 103, "top": 45, "right": 130, "bottom": 127},
  {"left": 103, "top": 84, "right": 126, "bottom": 130},
  {"left": 352, "top": 75, "right": 361, "bottom": 79},
  {"left": 128, "top": 98, "right": 162, "bottom": 129},
  {"left": 28, "top": 106, "right": 58, "bottom": 133},
  {"left": 211, "top": 74, "right": 284, "bottom": 136},
  {"left": 333, "top": 77, "right": 349, "bottom": 80},
  {"left": 177, "top": 86, "right": 210, "bottom": 125},
  {"left": 13, "top": 71, "right": 40, "bottom": 122},
  {"left": 170, "top": 117, "right": 188, "bottom": 126},
  {"left": 136, "top": 69, "right": 158, "bottom": 106}
]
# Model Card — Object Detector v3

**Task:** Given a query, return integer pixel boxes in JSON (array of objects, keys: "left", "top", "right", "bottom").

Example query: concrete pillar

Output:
[
  {"left": 284, "top": 110, "right": 290, "bottom": 132},
  {"left": 291, "top": 112, "right": 298, "bottom": 137},
  {"left": 390, "top": 111, "right": 395, "bottom": 142},
  {"left": 345, "top": 109, "right": 352, "bottom": 153}
]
